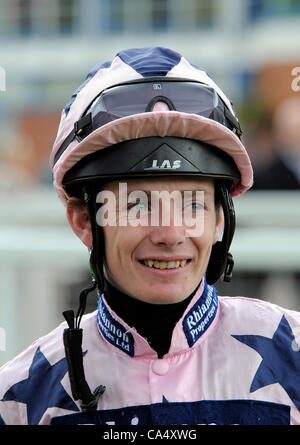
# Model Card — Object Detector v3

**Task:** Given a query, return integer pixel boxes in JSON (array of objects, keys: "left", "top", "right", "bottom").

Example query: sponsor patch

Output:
[
  {"left": 97, "top": 296, "right": 134, "bottom": 357},
  {"left": 182, "top": 282, "right": 218, "bottom": 347}
]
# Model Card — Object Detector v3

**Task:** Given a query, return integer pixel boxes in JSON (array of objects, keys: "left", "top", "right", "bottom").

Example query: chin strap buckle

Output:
[{"left": 223, "top": 252, "right": 234, "bottom": 283}]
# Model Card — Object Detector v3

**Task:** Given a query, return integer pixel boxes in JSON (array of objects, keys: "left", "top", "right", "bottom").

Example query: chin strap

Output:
[
  {"left": 62, "top": 279, "right": 106, "bottom": 411},
  {"left": 84, "top": 188, "right": 105, "bottom": 294},
  {"left": 206, "top": 182, "right": 236, "bottom": 285}
]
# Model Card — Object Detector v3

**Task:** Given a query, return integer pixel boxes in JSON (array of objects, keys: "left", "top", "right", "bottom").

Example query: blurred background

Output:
[{"left": 1, "top": 0, "right": 300, "bottom": 365}]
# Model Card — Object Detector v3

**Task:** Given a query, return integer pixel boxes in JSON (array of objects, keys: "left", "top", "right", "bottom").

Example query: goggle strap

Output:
[
  {"left": 224, "top": 108, "right": 242, "bottom": 136},
  {"left": 74, "top": 112, "right": 92, "bottom": 136},
  {"left": 53, "top": 113, "right": 92, "bottom": 166}
]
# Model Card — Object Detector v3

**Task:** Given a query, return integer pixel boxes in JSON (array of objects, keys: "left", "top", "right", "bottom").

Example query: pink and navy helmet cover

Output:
[{"left": 50, "top": 47, "right": 253, "bottom": 204}]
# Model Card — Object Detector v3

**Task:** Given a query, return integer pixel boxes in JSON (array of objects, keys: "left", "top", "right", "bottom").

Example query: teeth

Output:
[
  {"left": 167, "top": 261, "right": 176, "bottom": 269},
  {"left": 143, "top": 259, "right": 187, "bottom": 269}
]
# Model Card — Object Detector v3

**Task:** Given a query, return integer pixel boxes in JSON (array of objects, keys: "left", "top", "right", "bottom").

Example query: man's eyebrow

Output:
[{"left": 116, "top": 190, "right": 152, "bottom": 199}]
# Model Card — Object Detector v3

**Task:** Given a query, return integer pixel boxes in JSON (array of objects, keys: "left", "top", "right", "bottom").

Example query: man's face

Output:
[{"left": 101, "top": 177, "right": 223, "bottom": 304}]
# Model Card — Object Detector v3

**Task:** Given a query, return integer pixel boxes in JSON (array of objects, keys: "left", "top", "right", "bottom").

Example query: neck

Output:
[{"left": 103, "top": 279, "right": 199, "bottom": 358}]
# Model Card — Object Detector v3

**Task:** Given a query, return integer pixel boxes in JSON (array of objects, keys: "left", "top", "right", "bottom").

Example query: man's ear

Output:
[{"left": 66, "top": 199, "right": 93, "bottom": 248}]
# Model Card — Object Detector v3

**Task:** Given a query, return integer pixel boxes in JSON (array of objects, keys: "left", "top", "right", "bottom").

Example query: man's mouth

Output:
[{"left": 140, "top": 259, "right": 191, "bottom": 270}]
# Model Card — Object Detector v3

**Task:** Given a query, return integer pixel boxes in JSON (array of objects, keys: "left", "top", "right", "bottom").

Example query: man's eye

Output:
[{"left": 186, "top": 202, "right": 204, "bottom": 211}]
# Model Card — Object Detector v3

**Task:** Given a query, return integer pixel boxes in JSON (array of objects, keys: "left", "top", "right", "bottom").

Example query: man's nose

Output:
[{"left": 149, "top": 215, "right": 185, "bottom": 247}]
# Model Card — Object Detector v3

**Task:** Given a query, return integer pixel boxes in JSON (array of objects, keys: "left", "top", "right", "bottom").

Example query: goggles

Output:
[{"left": 54, "top": 78, "right": 242, "bottom": 166}]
